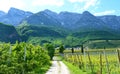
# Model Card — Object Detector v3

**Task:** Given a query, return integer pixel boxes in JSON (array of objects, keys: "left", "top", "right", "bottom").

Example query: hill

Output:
[
  {"left": 16, "top": 24, "right": 64, "bottom": 43},
  {"left": 0, "top": 23, "right": 20, "bottom": 43}
]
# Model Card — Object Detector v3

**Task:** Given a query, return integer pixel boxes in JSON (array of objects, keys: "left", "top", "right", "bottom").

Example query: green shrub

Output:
[{"left": 0, "top": 42, "right": 51, "bottom": 74}]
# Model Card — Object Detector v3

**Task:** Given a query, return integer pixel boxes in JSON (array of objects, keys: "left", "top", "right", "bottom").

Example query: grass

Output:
[
  {"left": 54, "top": 47, "right": 119, "bottom": 74},
  {"left": 63, "top": 60, "right": 87, "bottom": 74},
  {"left": 53, "top": 55, "right": 87, "bottom": 74}
]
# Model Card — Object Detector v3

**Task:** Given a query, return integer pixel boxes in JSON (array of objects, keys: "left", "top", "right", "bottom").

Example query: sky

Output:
[{"left": 0, "top": 0, "right": 120, "bottom": 16}]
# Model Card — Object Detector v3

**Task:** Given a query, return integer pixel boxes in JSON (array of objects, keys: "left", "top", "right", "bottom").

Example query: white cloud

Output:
[
  {"left": 0, "top": 0, "right": 25, "bottom": 12},
  {"left": 0, "top": 0, "right": 64, "bottom": 13},
  {"left": 69, "top": 0, "right": 87, "bottom": 3},
  {"left": 69, "top": 0, "right": 100, "bottom": 11},
  {"left": 83, "top": 0, "right": 100, "bottom": 10},
  {"left": 32, "top": 0, "right": 64, "bottom": 7},
  {"left": 94, "top": 10, "right": 116, "bottom": 16}
]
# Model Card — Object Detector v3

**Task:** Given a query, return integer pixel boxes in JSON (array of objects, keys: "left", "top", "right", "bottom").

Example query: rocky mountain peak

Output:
[
  {"left": 82, "top": 11, "right": 94, "bottom": 17},
  {"left": 0, "top": 11, "right": 6, "bottom": 17},
  {"left": 8, "top": 7, "right": 25, "bottom": 16},
  {"left": 0, "top": 7, "right": 33, "bottom": 26}
]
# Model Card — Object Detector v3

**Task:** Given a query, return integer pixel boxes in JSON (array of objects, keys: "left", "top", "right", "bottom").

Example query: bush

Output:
[{"left": 0, "top": 42, "right": 51, "bottom": 74}]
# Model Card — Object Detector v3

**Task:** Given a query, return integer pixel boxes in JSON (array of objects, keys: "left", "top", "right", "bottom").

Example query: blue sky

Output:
[{"left": 0, "top": 0, "right": 120, "bottom": 16}]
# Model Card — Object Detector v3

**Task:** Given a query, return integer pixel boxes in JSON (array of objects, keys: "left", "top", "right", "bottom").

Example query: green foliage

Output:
[
  {"left": 72, "top": 31, "right": 120, "bottom": 41},
  {"left": 0, "top": 23, "right": 20, "bottom": 43},
  {"left": 1, "top": 22, "right": 120, "bottom": 49},
  {"left": 0, "top": 42, "right": 51, "bottom": 74},
  {"left": 63, "top": 60, "right": 87, "bottom": 74},
  {"left": 16, "top": 25, "right": 63, "bottom": 41},
  {"left": 27, "top": 37, "right": 52, "bottom": 45},
  {"left": 44, "top": 43, "right": 55, "bottom": 60},
  {"left": 63, "top": 36, "right": 83, "bottom": 47},
  {"left": 59, "top": 45, "right": 65, "bottom": 53}
]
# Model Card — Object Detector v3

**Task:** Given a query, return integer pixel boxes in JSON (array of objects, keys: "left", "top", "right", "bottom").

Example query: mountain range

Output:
[
  {"left": 0, "top": 7, "right": 120, "bottom": 31},
  {"left": 0, "top": 7, "right": 120, "bottom": 46}
]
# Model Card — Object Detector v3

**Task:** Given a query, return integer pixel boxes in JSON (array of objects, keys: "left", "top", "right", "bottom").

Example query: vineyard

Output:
[
  {"left": 0, "top": 42, "right": 51, "bottom": 74},
  {"left": 64, "top": 49, "right": 120, "bottom": 74}
]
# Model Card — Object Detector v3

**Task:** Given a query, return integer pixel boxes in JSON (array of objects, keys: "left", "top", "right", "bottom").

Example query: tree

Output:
[
  {"left": 59, "top": 45, "right": 65, "bottom": 53},
  {"left": 44, "top": 43, "right": 55, "bottom": 60},
  {"left": 81, "top": 45, "right": 84, "bottom": 53},
  {"left": 71, "top": 48, "right": 74, "bottom": 53}
]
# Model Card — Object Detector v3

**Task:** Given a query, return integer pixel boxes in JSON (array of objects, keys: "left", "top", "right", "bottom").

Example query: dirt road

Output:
[{"left": 46, "top": 57, "right": 70, "bottom": 74}]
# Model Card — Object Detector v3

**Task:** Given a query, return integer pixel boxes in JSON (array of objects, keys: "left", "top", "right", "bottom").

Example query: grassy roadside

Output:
[
  {"left": 63, "top": 60, "right": 87, "bottom": 74},
  {"left": 55, "top": 55, "right": 87, "bottom": 74}
]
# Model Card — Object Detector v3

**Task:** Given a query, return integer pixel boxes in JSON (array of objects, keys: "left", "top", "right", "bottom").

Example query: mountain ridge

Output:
[
  {"left": 21, "top": 9, "right": 120, "bottom": 33},
  {"left": 0, "top": 8, "right": 120, "bottom": 46},
  {"left": 0, "top": 7, "right": 33, "bottom": 26},
  {"left": 0, "top": 7, "right": 120, "bottom": 30}
]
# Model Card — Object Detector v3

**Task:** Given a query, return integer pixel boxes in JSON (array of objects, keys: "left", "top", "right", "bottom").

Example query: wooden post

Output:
[
  {"left": 72, "top": 55, "right": 75, "bottom": 65},
  {"left": 100, "top": 53, "right": 102, "bottom": 74},
  {"left": 88, "top": 52, "right": 94, "bottom": 73},
  {"left": 103, "top": 48, "right": 110, "bottom": 74},
  {"left": 71, "top": 48, "right": 74, "bottom": 53},
  {"left": 81, "top": 45, "right": 84, "bottom": 53},
  {"left": 117, "top": 49, "right": 120, "bottom": 64},
  {"left": 77, "top": 54, "right": 84, "bottom": 69}
]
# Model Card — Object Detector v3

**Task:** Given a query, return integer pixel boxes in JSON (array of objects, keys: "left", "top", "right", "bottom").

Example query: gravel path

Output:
[{"left": 46, "top": 57, "right": 70, "bottom": 74}]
